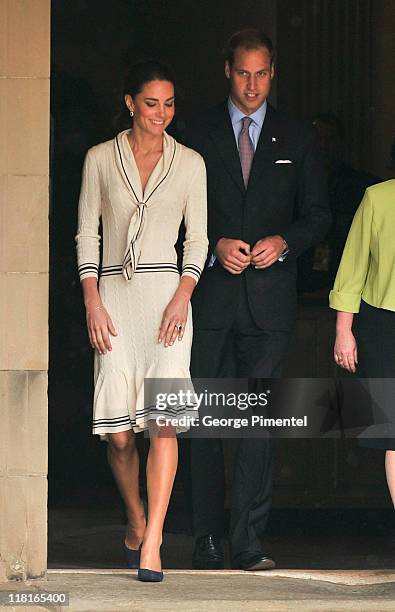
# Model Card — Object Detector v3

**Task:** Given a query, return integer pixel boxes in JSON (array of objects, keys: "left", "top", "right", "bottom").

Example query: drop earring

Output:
[{"left": 129, "top": 109, "right": 134, "bottom": 117}]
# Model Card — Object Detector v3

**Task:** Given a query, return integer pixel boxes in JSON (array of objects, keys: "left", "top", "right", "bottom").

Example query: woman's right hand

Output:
[
  {"left": 86, "top": 303, "right": 117, "bottom": 354},
  {"left": 334, "top": 329, "right": 358, "bottom": 373}
]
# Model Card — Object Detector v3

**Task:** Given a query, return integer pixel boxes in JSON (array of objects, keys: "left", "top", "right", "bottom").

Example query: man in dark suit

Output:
[{"left": 185, "top": 29, "right": 331, "bottom": 571}]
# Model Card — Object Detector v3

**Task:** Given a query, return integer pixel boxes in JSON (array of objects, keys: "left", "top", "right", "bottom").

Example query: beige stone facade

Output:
[{"left": 0, "top": 0, "right": 50, "bottom": 580}]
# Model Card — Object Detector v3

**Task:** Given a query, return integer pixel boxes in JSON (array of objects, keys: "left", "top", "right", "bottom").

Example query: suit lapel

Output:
[
  {"left": 247, "top": 104, "right": 279, "bottom": 192},
  {"left": 209, "top": 104, "right": 245, "bottom": 195}
]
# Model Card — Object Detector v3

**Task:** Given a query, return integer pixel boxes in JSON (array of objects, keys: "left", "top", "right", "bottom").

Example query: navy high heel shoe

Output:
[
  {"left": 124, "top": 500, "right": 147, "bottom": 569},
  {"left": 137, "top": 542, "right": 164, "bottom": 582},
  {"left": 124, "top": 542, "right": 142, "bottom": 569},
  {"left": 137, "top": 567, "right": 164, "bottom": 582}
]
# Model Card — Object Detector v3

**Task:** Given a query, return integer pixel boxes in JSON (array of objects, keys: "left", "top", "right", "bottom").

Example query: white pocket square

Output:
[{"left": 275, "top": 159, "right": 292, "bottom": 164}]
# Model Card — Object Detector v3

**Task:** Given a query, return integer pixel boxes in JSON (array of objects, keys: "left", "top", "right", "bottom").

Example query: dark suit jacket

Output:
[{"left": 185, "top": 102, "right": 331, "bottom": 331}]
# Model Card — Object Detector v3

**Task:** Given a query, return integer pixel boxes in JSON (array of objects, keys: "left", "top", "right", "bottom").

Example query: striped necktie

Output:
[{"left": 238, "top": 116, "right": 254, "bottom": 187}]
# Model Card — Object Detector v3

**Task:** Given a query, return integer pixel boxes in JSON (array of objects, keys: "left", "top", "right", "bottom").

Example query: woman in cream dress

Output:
[{"left": 76, "top": 61, "right": 208, "bottom": 580}]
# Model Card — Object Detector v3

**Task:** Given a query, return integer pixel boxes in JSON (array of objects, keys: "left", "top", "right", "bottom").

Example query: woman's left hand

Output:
[{"left": 158, "top": 291, "right": 189, "bottom": 347}]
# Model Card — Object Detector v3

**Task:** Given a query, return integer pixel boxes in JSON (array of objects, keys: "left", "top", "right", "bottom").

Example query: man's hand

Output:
[
  {"left": 215, "top": 238, "right": 251, "bottom": 274},
  {"left": 251, "top": 235, "right": 286, "bottom": 269}
]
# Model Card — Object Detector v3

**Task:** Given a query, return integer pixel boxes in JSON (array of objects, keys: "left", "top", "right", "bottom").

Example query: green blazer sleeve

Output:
[{"left": 329, "top": 189, "right": 373, "bottom": 313}]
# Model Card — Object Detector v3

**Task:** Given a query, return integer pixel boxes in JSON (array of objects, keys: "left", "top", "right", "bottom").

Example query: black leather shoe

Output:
[
  {"left": 193, "top": 534, "right": 224, "bottom": 569},
  {"left": 232, "top": 553, "right": 275, "bottom": 571}
]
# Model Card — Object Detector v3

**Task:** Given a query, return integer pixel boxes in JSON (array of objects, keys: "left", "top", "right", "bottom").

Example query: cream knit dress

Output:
[{"left": 76, "top": 130, "right": 208, "bottom": 438}]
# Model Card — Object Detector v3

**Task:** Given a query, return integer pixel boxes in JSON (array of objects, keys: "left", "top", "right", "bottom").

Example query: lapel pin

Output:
[{"left": 271, "top": 137, "right": 276, "bottom": 142}]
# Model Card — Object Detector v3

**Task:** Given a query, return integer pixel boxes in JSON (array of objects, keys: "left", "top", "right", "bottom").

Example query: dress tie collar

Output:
[{"left": 114, "top": 130, "right": 177, "bottom": 280}]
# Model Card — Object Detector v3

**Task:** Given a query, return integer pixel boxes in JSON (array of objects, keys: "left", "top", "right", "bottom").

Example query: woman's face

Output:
[{"left": 125, "top": 80, "right": 175, "bottom": 137}]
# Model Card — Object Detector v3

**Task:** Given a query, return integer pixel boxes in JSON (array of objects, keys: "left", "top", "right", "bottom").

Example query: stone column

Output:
[{"left": 0, "top": 0, "right": 50, "bottom": 580}]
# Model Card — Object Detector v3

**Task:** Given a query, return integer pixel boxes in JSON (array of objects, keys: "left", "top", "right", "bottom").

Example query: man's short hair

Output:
[{"left": 223, "top": 28, "right": 275, "bottom": 67}]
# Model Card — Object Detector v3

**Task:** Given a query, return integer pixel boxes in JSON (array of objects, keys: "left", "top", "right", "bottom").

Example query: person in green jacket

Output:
[{"left": 329, "top": 164, "right": 395, "bottom": 509}]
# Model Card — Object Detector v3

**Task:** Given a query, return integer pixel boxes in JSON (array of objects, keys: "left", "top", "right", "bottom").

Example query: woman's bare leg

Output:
[
  {"left": 139, "top": 425, "right": 178, "bottom": 571},
  {"left": 385, "top": 450, "right": 395, "bottom": 508},
  {"left": 107, "top": 430, "right": 146, "bottom": 549}
]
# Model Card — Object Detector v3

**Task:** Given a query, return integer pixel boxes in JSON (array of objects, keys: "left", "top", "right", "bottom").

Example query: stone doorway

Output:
[
  {"left": 0, "top": 0, "right": 50, "bottom": 581},
  {"left": 2, "top": 0, "right": 395, "bottom": 582}
]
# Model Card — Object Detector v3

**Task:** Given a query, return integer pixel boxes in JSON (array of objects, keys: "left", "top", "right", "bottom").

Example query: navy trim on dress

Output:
[
  {"left": 115, "top": 133, "right": 177, "bottom": 205},
  {"left": 78, "top": 263, "right": 99, "bottom": 278},
  {"left": 101, "top": 262, "right": 180, "bottom": 277},
  {"left": 182, "top": 264, "right": 201, "bottom": 280}
]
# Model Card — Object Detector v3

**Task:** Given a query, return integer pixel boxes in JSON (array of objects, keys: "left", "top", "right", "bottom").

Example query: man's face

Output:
[{"left": 225, "top": 46, "right": 274, "bottom": 115}]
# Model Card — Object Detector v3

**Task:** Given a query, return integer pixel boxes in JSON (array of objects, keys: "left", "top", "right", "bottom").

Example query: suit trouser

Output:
[{"left": 190, "top": 279, "right": 290, "bottom": 561}]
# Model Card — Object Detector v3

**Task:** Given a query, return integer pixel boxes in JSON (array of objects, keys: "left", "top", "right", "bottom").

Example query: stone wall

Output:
[{"left": 0, "top": 0, "right": 50, "bottom": 580}]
